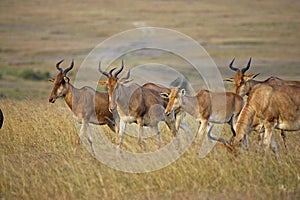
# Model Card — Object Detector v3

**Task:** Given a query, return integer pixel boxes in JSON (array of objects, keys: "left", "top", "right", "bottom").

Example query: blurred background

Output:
[{"left": 0, "top": 0, "right": 299, "bottom": 99}]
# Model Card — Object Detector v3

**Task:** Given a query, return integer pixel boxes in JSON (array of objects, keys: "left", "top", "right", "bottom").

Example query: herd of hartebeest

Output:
[{"left": 47, "top": 58, "right": 300, "bottom": 157}]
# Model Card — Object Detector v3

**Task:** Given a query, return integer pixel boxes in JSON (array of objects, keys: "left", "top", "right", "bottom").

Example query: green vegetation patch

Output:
[
  {"left": 0, "top": 66, "right": 50, "bottom": 81},
  {"left": 18, "top": 69, "right": 50, "bottom": 81}
]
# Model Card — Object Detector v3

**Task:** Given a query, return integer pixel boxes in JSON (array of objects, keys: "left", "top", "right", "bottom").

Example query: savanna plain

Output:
[{"left": 0, "top": 0, "right": 299, "bottom": 199}]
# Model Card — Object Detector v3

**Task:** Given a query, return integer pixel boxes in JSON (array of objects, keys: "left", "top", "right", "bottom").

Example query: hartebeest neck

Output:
[
  {"left": 234, "top": 104, "right": 255, "bottom": 143},
  {"left": 114, "top": 83, "right": 140, "bottom": 116},
  {"left": 180, "top": 95, "right": 199, "bottom": 119},
  {"left": 64, "top": 83, "right": 75, "bottom": 110}
]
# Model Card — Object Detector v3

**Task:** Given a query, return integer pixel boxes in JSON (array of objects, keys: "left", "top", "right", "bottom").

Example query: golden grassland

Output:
[{"left": 0, "top": 99, "right": 299, "bottom": 199}]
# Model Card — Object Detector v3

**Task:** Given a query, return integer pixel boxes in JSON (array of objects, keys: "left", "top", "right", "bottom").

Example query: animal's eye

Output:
[{"left": 236, "top": 81, "right": 242, "bottom": 87}]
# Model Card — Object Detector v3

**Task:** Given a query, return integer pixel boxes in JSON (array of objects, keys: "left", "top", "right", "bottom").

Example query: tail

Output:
[{"left": 207, "top": 125, "right": 233, "bottom": 152}]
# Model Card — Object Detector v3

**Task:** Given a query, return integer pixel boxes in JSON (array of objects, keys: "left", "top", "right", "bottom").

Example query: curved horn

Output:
[
  {"left": 98, "top": 61, "right": 110, "bottom": 77},
  {"left": 241, "top": 57, "right": 252, "bottom": 74},
  {"left": 63, "top": 58, "right": 74, "bottom": 75},
  {"left": 120, "top": 69, "right": 130, "bottom": 80},
  {"left": 109, "top": 68, "right": 116, "bottom": 76},
  {"left": 228, "top": 58, "right": 239, "bottom": 72},
  {"left": 114, "top": 59, "right": 124, "bottom": 78},
  {"left": 56, "top": 59, "right": 64, "bottom": 73}
]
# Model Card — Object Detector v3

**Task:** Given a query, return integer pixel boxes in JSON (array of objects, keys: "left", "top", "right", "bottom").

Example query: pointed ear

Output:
[
  {"left": 64, "top": 76, "right": 70, "bottom": 83},
  {"left": 244, "top": 73, "right": 260, "bottom": 81},
  {"left": 160, "top": 92, "right": 169, "bottom": 99},
  {"left": 48, "top": 78, "right": 55, "bottom": 82},
  {"left": 97, "top": 81, "right": 107, "bottom": 85},
  {"left": 119, "top": 79, "right": 133, "bottom": 84},
  {"left": 180, "top": 89, "right": 186, "bottom": 96},
  {"left": 224, "top": 77, "right": 234, "bottom": 82}
]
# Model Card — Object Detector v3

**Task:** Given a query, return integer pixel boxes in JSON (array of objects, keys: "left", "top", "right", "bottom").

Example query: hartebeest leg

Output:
[
  {"left": 152, "top": 125, "right": 161, "bottom": 149},
  {"left": 263, "top": 122, "right": 279, "bottom": 160},
  {"left": 263, "top": 124, "right": 272, "bottom": 151},
  {"left": 75, "top": 121, "right": 88, "bottom": 153},
  {"left": 257, "top": 131, "right": 264, "bottom": 152},
  {"left": 117, "top": 119, "right": 126, "bottom": 154},
  {"left": 86, "top": 123, "right": 96, "bottom": 156},
  {"left": 175, "top": 111, "right": 182, "bottom": 131},
  {"left": 165, "top": 114, "right": 178, "bottom": 137},
  {"left": 204, "top": 123, "right": 214, "bottom": 143},
  {"left": 196, "top": 119, "right": 208, "bottom": 143},
  {"left": 229, "top": 118, "right": 236, "bottom": 137},
  {"left": 243, "top": 135, "right": 249, "bottom": 149},
  {"left": 107, "top": 122, "right": 118, "bottom": 143},
  {"left": 176, "top": 112, "right": 192, "bottom": 139},
  {"left": 137, "top": 118, "right": 146, "bottom": 150},
  {"left": 138, "top": 124, "right": 144, "bottom": 147},
  {"left": 228, "top": 118, "right": 249, "bottom": 148},
  {"left": 228, "top": 119, "right": 236, "bottom": 145},
  {"left": 280, "top": 130, "right": 287, "bottom": 149},
  {"left": 270, "top": 134, "right": 279, "bottom": 161},
  {"left": 111, "top": 110, "right": 120, "bottom": 142}
]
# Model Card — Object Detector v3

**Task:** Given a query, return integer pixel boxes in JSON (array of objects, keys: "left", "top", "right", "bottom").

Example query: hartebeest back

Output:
[
  {"left": 98, "top": 60, "right": 178, "bottom": 151},
  {"left": 161, "top": 87, "right": 244, "bottom": 143},
  {"left": 49, "top": 59, "right": 118, "bottom": 154}
]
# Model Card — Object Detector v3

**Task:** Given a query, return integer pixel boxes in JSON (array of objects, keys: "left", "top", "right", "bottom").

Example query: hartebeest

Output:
[
  {"left": 225, "top": 58, "right": 300, "bottom": 148},
  {"left": 142, "top": 82, "right": 191, "bottom": 135},
  {"left": 98, "top": 60, "right": 178, "bottom": 151},
  {"left": 161, "top": 87, "right": 244, "bottom": 143},
  {"left": 49, "top": 59, "right": 118, "bottom": 154},
  {"left": 231, "top": 84, "right": 300, "bottom": 155}
]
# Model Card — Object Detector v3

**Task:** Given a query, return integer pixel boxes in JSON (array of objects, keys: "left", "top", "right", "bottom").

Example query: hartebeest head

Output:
[
  {"left": 161, "top": 87, "right": 184, "bottom": 115},
  {"left": 48, "top": 59, "right": 74, "bottom": 103},
  {"left": 225, "top": 58, "right": 260, "bottom": 96},
  {"left": 98, "top": 60, "right": 130, "bottom": 111}
]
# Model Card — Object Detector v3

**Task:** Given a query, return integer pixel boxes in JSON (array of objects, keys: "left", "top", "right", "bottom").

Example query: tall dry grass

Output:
[
  {"left": 1, "top": 1, "right": 300, "bottom": 198},
  {"left": 0, "top": 99, "right": 299, "bottom": 199}
]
